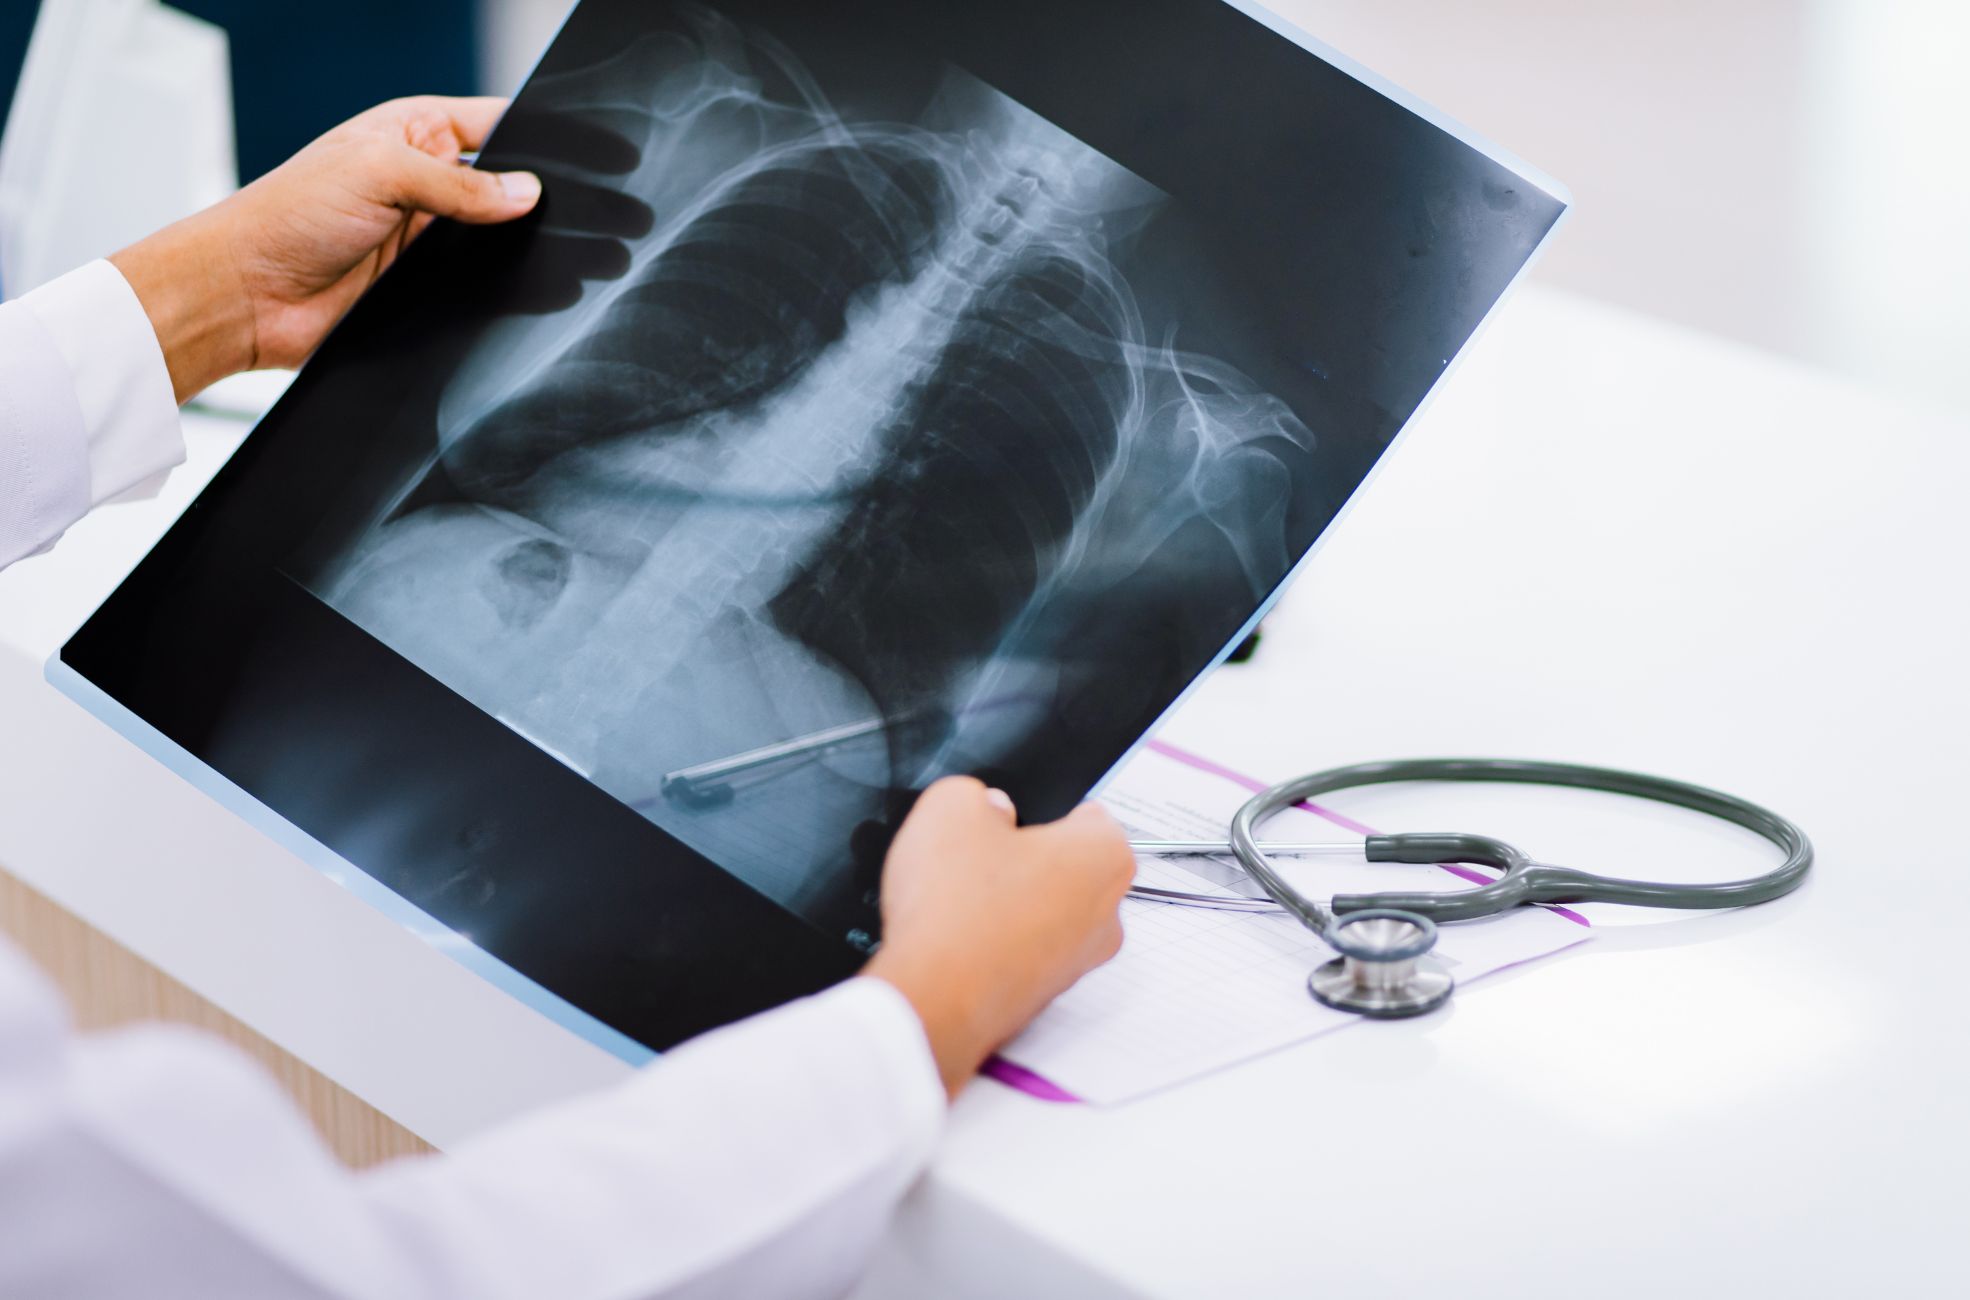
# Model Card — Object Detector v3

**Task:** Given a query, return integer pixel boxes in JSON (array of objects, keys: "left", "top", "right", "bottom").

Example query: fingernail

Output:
[
  {"left": 985, "top": 787, "right": 1016, "bottom": 816},
  {"left": 499, "top": 171, "right": 542, "bottom": 206}
]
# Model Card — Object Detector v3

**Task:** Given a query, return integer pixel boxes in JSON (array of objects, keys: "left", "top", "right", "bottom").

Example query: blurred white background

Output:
[{"left": 479, "top": 0, "right": 1970, "bottom": 419}]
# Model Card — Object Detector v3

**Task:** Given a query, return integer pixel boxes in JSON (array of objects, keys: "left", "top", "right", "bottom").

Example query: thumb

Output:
[{"left": 385, "top": 147, "right": 541, "bottom": 224}]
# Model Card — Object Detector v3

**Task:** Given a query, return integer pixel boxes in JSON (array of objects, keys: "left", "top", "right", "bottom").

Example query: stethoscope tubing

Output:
[{"left": 1129, "top": 757, "right": 1814, "bottom": 933}]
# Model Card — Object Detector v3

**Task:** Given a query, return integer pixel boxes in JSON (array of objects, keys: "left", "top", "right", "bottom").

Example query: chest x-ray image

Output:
[{"left": 306, "top": 2, "right": 1334, "bottom": 938}]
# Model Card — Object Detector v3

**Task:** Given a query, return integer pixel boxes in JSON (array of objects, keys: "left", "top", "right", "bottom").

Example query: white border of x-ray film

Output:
[{"left": 48, "top": 0, "right": 1571, "bottom": 1067}]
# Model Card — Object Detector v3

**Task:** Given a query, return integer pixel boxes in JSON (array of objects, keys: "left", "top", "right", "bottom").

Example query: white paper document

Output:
[{"left": 995, "top": 740, "right": 1592, "bottom": 1103}]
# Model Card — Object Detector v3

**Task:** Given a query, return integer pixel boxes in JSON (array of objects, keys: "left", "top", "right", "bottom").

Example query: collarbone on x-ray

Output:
[{"left": 316, "top": 9, "right": 1317, "bottom": 935}]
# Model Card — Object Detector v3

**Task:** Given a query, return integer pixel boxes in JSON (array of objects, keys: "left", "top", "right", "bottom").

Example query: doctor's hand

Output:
[
  {"left": 110, "top": 96, "right": 542, "bottom": 404},
  {"left": 865, "top": 778, "right": 1134, "bottom": 1099}
]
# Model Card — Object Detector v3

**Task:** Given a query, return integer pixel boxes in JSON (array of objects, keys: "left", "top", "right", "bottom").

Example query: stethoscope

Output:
[{"left": 1128, "top": 758, "right": 1813, "bottom": 1018}]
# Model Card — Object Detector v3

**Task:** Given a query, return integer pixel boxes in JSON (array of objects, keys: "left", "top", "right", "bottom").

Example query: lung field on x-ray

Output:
[{"left": 312, "top": 11, "right": 1318, "bottom": 936}]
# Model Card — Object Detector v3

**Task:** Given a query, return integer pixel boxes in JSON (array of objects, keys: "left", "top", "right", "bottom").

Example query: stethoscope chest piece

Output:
[{"left": 1308, "top": 908, "right": 1454, "bottom": 1018}]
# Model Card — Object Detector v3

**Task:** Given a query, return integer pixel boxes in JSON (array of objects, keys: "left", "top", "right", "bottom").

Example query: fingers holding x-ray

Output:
[{"left": 442, "top": 100, "right": 658, "bottom": 321}]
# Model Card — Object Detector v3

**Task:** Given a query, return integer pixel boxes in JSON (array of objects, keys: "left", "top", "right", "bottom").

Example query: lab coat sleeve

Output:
[
  {"left": 358, "top": 975, "right": 946, "bottom": 1299},
  {"left": 0, "top": 259, "right": 184, "bottom": 570},
  {"left": 0, "top": 937, "right": 943, "bottom": 1300}
]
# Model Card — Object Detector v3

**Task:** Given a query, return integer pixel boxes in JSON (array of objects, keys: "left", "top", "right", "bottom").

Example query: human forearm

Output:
[
  {"left": 863, "top": 946, "right": 1005, "bottom": 1099},
  {"left": 110, "top": 211, "right": 255, "bottom": 403}
]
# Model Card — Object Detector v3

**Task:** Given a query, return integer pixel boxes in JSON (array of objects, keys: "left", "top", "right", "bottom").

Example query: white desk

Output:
[{"left": 3, "top": 285, "right": 1964, "bottom": 1296}]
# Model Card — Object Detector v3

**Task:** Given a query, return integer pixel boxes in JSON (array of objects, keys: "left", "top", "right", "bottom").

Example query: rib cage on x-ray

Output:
[{"left": 317, "top": 13, "right": 1318, "bottom": 934}]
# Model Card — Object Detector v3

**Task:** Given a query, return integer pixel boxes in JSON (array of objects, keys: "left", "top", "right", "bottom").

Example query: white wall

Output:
[{"left": 1269, "top": 0, "right": 1969, "bottom": 417}]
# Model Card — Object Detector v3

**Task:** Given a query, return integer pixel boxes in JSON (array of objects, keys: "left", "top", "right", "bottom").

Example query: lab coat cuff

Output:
[
  {"left": 0, "top": 292, "right": 90, "bottom": 566},
  {"left": 607, "top": 974, "right": 945, "bottom": 1165},
  {"left": 837, "top": 975, "right": 947, "bottom": 1151},
  {"left": 19, "top": 259, "right": 184, "bottom": 506}
]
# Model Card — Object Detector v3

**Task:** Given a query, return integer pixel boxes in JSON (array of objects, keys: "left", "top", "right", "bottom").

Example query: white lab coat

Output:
[{"left": 0, "top": 262, "right": 946, "bottom": 1299}]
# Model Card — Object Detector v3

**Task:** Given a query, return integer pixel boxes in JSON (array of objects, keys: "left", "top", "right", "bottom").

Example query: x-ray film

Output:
[
  {"left": 60, "top": 0, "right": 1567, "bottom": 1051},
  {"left": 311, "top": 12, "right": 1338, "bottom": 937}
]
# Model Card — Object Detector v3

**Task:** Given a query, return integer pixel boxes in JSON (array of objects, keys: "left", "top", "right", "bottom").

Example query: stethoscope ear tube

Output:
[{"left": 1228, "top": 758, "right": 1814, "bottom": 929}]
